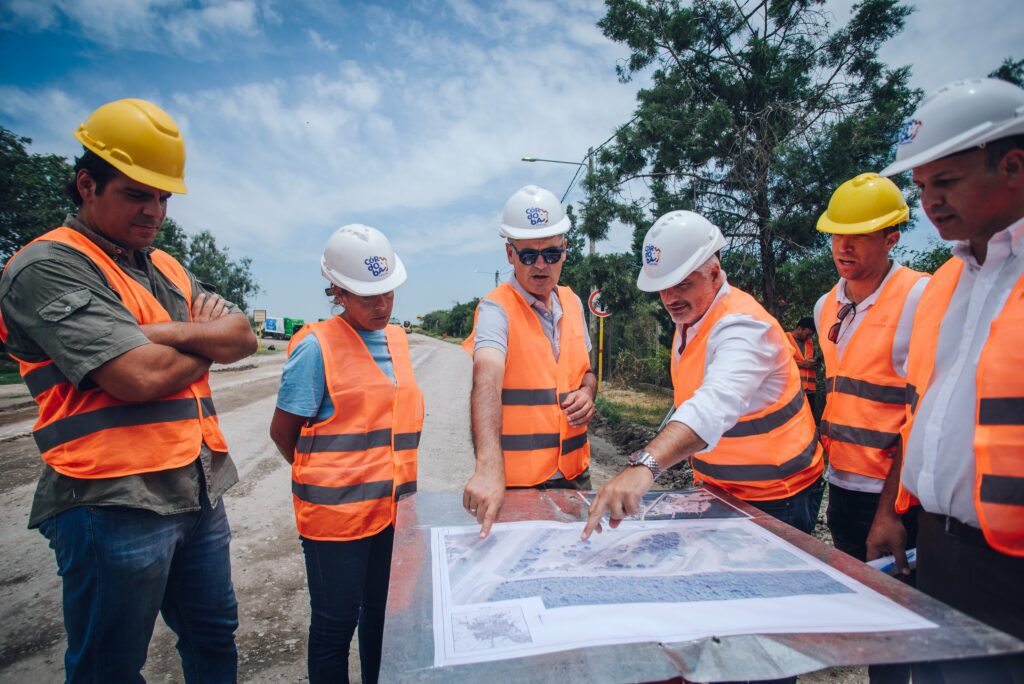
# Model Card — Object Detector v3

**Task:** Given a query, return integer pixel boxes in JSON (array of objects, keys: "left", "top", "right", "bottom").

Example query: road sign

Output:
[
  {"left": 588, "top": 290, "right": 611, "bottom": 318},
  {"left": 253, "top": 309, "right": 267, "bottom": 323}
]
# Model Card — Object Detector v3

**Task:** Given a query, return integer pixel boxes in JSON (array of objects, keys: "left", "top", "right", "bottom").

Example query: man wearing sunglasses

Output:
[
  {"left": 879, "top": 78, "right": 1024, "bottom": 681},
  {"left": 813, "top": 173, "right": 928, "bottom": 683},
  {"left": 813, "top": 174, "right": 928, "bottom": 566},
  {"left": 462, "top": 186, "right": 596, "bottom": 539},
  {"left": 583, "top": 210, "right": 824, "bottom": 542}
]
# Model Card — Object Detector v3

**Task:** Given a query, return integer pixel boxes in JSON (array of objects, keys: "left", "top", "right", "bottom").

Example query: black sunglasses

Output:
[
  {"left": 827, "top": 301, "right": 857, "bottom": 344},
  {"left": 510, "top": 246, "right": 565, "bottom": 266}
]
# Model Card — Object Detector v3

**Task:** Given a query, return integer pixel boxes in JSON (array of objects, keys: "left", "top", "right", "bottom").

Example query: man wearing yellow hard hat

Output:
[
  {"left": 814, "top": 172, "right": 928, "bottom": 682},
  {"left": 0, "top": 99, "right": 256, "bottom": 681}
]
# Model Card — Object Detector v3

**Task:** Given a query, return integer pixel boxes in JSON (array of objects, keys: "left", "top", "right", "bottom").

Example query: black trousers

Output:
[
  {"left": 826, "top": 484, "right": 918, "bottom": 683},
  {"left": 911, "top": 510, "right": 1024, "bottom": 683},
  {"left": 825, "top": 483, "right": 919, "bottom": 563}
]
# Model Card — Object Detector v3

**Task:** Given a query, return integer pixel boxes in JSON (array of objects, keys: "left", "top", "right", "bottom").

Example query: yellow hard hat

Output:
[
  {"left": 74, "top": 98, "right": 187, "bottom": 194},
  {"left": 816, "top": 173, "right": 908, "bottom": 234}
]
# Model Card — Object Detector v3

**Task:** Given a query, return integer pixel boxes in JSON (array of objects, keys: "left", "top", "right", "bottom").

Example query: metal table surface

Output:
[{"left": 380, "top": 488, "right": 1023, "bottom": 682}]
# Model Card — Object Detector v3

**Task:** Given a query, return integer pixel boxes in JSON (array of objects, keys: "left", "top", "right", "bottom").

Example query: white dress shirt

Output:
[
  {"left": 669, "top": 278, "right": 792, "bottom": 453},
  {"left": 814, "top": 261, "right": 928, "bottom": 493},
  {"left": 902, "top": 216, "right": 1024, "bottom": 526}
]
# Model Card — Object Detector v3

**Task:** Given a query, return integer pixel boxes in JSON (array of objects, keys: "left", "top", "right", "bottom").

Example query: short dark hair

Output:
[
  {"left": 984, "top": 134, "right": 1024, "bottom": 171},
  {"left": 882, "top": 224, "right": 902, "bottom": 236},
  {"left": 66, "top": 150, "right": 119, "bottom": 206},
  {"left": 797, "top": 316, "right": 816, "bottom": 333}
]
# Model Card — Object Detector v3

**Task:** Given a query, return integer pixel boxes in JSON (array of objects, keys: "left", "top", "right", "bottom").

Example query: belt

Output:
[{"left": 923, "top": 510, "right": 989, "bottom": 547}]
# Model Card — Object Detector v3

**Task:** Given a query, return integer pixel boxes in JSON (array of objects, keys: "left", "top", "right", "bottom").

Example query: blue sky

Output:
[{"left": 1, "top": 0, "right": 1020, "bottom": 323}]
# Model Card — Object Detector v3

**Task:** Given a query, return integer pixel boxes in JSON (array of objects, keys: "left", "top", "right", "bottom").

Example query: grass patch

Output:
[
  {"left": 596, "top": 382, "right": 674, "bottom": 428},
  {"left": 0, "top": 371, "right": 22, "bottom": 385}
]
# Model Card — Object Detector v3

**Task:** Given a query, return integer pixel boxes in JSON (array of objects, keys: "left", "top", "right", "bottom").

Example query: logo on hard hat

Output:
[
  {"left": 644, "top": 245, "right": 661, "bottom": 266},
  {"left": 525, "top": 207, "right": 549, "bottom": 225},
  {"left": 364, "top": 256, "right": 389, "bottom": 277},
  {"left": 896, "top": 118, "right": 923, "bottom": 146}
]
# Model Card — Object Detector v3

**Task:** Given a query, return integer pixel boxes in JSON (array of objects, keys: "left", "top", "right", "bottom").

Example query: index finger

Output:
[
  {"left": 479, "top": 502, "right": 499, "bottom": 539},
  {"left": 581, "top": 498, "right": 607, "bottom": 540}
]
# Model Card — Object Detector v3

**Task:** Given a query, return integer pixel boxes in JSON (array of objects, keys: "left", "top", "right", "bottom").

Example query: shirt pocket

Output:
[{"left": 37, "top": 288, "right": 114, "bottom": 349}]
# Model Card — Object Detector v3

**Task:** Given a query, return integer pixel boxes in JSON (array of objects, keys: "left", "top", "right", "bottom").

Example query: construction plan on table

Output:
[{"left": 431, "top": 490, "right": 935, "bottom": 667}]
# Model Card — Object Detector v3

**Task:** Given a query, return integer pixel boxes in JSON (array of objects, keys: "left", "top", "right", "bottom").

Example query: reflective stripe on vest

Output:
[
  {"left": 819, "top": 267, "right": 925, "bottom": 480},
  {"left": 672, "top": 287, "right": 823, "bottom": 501},
  {"left": 0, "top": 227, "right": 227, "bottom": 478},
  {"left": 898, "top": 259, "right": 1024, "bottom": 557},
  {"left": 462, "top": 283, "right": 591, "bottom": 486},
  {"left": 786, "top": 333, "right": 816, "bottom": 392},
  {"left": 290, "top": 318, "right": 423, "bottom": 542}
]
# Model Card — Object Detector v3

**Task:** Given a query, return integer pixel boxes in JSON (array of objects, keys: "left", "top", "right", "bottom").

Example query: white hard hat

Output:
[
  {"left": 636, "top": 210, "right": 725, "bottom": 293},
  {"left": 881, "top": 78, "right": 1024, "bottom": 176},
  {"left": 498, "top": 185, "right": 571, "bottom": 239},
  {"left": 321, "top": 224, "right": 407, "bottom": 296}
]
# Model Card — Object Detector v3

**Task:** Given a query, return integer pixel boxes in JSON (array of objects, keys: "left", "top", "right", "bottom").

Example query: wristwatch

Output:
[{"left": 627, "top": 450, "right": 663, "bottom": 480}]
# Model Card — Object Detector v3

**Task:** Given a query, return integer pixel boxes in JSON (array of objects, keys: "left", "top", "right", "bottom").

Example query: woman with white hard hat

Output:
[{"left": 269, "top": 224, "right": 423, "bottom": 684}]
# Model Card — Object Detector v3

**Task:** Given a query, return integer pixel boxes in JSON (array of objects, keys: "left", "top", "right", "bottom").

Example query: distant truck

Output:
[{"left": 261, "top": 317, "right": 305, "bottom": 340}]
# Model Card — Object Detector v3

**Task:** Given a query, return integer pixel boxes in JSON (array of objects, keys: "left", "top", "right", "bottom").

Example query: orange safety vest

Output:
[
  {"left": 673, "top": 287, "right": 823, "bottom": 501},
  {"left": 896, "top": 259, "right": 1024, "bottom": 557},
  {"left": 819, "top": 267, "right": 926, "bottom": 480},
  {"left": 785, "top": 332, "right": 817, "bottom": 392},
  {"left": 0, "top": 227, "right": 227, "bottom": 478},
  {"left": 462, "top": 283, "right": 590, "bottom": 486},
  {"left": 288, "top": 318, "right": 423, "bottom": 541}
]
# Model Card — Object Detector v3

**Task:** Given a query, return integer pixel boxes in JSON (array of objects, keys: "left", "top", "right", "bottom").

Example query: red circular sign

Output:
[{"left": 588, "top": 289, "right": 611, "bottom": 318}]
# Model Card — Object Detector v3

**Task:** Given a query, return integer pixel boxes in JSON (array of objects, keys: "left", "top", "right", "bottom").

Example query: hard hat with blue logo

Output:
[
  {"left": 881, "top": 78, "right": 1024, "bottom": 176},
  {"left": 498, "top": 185, "right": 571, "bottom": 240},
  {"left": 321, "top": 224, "right": 407, "bottom": 296},
  {"left": 636, "top": 211, "right": 725, "bottom": 292}
]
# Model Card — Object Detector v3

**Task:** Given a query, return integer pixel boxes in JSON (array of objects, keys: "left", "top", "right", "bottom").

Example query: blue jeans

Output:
[
  {"left": 38, "top": 496, "right": 238, "bottom": 683},
  {"left": 302, "top": 526, "right": 394, "bottom": 684},
  {"left": 748, "top": 476, "right": 825, "bottom": 535}
]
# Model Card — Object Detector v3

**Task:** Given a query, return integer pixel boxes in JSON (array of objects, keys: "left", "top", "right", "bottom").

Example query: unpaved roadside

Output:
[{"left": 0, "top": 335, "right": 860, "bottom": 682}]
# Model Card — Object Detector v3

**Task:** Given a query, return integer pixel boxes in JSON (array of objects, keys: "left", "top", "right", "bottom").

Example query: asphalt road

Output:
[{"left": 0, "top": 333, "right": 619, "bottom": 682}]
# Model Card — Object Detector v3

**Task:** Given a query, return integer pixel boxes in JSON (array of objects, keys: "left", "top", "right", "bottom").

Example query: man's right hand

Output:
[
  {"left": 463, "top": 465, "right": 506, "bottom": 539},
  {"left": 866, "top": 511, "right": 910, "bottom": 575}
]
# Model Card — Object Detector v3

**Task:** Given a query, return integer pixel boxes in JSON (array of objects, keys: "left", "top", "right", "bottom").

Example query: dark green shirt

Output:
[{"left": 0, "top": 216, "right": 239, "bottom": 528}]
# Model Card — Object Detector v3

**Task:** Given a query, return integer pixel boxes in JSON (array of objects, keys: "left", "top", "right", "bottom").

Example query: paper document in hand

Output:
[{"left": 431, "top": 517, "right": 935, "bottom": 666}]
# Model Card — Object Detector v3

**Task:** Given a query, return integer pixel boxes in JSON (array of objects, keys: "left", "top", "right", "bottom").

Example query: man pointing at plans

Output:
[
  {"left": 583, "top": 210, "right": 824, "bottom": 540},
  {"left": 462, "top": 186, "right": 597, "bottom": 538}
]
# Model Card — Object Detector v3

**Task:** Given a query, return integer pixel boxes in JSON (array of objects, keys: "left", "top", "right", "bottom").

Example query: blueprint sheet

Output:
[{"left": 431, "top": 515, "right": 935, "bottom": 666}]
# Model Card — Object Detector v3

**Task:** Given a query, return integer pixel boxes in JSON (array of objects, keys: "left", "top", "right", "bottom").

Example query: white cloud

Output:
[
  {"left": 2, "top": 0, "right": 263, "bottom": 54},
  {"left": 308, "top": 28, "right": 337, "bottom": 52}
]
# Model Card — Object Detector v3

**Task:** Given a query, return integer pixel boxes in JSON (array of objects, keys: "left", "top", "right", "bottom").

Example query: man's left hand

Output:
[{"left": 561, "top": 387, "right": 595, "bottom": 428}]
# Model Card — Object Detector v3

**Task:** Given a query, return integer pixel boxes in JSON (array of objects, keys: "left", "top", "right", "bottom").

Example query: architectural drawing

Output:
[{"left": 431, "top": 498, "right": 935, "bottom": 667}]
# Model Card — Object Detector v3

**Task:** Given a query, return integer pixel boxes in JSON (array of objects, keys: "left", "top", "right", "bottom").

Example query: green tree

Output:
[
  {"left": 184, "top": 229, "right": 260, "bottom": 313},
  {"left": 591, "top": 0, "right": 920, "bottom": 312},
  {"left": 989, "top": 56, "right": 1023, "bottom": 87},
  {"left": 153, "top": 216, "right": 189, "bottom": 262},
  {"left": 1, "top": 127, "right": 75, "bottom": 263}
]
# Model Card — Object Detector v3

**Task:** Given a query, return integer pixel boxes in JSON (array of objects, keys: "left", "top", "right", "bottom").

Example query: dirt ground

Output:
[{"left": 0, "top": 334, "right": 862, "bottom": 682}]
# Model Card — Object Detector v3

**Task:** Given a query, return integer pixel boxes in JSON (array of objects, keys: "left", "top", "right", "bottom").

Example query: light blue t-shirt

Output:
[{"left": 276, "top": 327, "right": 395, "bottom": 421}]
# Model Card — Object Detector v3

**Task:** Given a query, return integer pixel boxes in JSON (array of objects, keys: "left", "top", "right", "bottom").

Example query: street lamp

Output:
[
  {"left": 522, "top": 149, "right": 601, "bottom": 372},
  {"left": 521, "top": 148, "right": 595, "bottom": 255}
]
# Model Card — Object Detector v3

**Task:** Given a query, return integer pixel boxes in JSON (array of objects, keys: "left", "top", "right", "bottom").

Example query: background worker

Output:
[
  {"left": 584, "top": 210, "right": 824, "bottom": 540},
  {"left": 462, "top": 185, "right": 596, "bottom": 539},
  {"left": 0, "top": 99, "right": 256, "bottom": 682},
  {"left": 880, "top": 77, "right": 1024, "bottom": 680},
  {"left": 814, "top": 173, "right": 928, "bottom": 684},
  {"left": 813, "top": 173, "right": 928, "bottom": 569},
  {"left": 786, "top": 316, "right": 819, "bottom": 418},
  {"left": 269, "top": 225, "right": 422, "bottom": 684}
]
